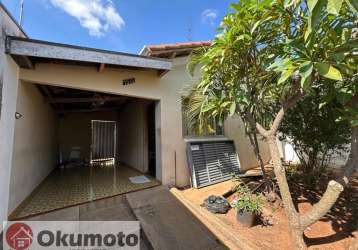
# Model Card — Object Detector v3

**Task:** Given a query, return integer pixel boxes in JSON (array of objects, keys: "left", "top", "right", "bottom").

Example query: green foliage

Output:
[
  {"left": 322, "top": 76, "right": 358, "bottom": 126},
  {"left": 185, "top": 0, "right": 286, "bottom": 133},
  {"left": 232, "top": 193, "right": 263, "bottom": 213},
  {"left": 280, "top": 85, "right": 351, "bottom": 172},
  {"left": 184, "top": 0, "right": 358, "bottom": 135},
  {"left": 286, "top": 164, "right": 301, "bottom": 180},
  {"left": 327, "top": 0, "right": 344, "bottom": 16},
  {"left": 315, "top": 63, "right": 343, "bottom": 81},
  {"left": 183, "top": 1, "right": 357, "bottom": 245},
  {"left": 232, "top": 176, "right": 263, "bottom": 213}
]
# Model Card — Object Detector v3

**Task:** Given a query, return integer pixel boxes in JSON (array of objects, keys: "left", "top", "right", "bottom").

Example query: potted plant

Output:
[{"left": 231, "top": 177, "right": 263, "bottom": 227}]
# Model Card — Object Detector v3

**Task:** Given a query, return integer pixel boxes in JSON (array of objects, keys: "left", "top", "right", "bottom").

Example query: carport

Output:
[{"left": 5, "top": 37, "right": 172, "bottom": 219}]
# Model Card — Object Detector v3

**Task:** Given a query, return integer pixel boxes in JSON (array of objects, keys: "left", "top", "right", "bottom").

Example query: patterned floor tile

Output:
[{"left": 10, "top": 165, "right": 160, "bottom": 219}]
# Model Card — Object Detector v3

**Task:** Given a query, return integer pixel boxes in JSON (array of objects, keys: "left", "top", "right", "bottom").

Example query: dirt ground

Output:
[{"left": 179, "top": 172, "right": 358, "bottom": 250}]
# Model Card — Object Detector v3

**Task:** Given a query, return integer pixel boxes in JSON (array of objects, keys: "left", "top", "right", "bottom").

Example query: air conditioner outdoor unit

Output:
[{"left": 185, "top": 138, "right": 241, "bottom": 188}]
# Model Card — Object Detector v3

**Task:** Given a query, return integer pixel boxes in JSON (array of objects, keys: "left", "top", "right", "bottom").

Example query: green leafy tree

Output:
[
  {"left": 185, "top": 0, "right": 357, "bottom": 249},
  {"left": 279, "top": 85, "right": 351, "bottom": 173}
]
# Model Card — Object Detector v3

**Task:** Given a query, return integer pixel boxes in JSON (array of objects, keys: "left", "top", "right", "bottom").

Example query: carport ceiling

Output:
[{"left": 37, "top": 85, "right": 132, "bottom": 116}]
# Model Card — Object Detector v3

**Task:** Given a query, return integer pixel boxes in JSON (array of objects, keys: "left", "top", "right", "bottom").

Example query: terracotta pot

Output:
[{"left": 236, "top": 210, "right": 255, "bottom": 227}]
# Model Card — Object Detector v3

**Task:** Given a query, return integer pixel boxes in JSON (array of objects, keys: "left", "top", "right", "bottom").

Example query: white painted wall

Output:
[
  {"left": 278, "top": 138, "right": 300, "bottom": 163},
  {"left": 278, "top": 138, "right": 349, "bottom": 168},
  {"left": 328, "top": 147, "right": 350, "bottom": 168},
  {"left": 9, "top": 82, "right": 58, "bottom": 213},
  {"left": 0, "top": 56, "right": 19, "bottom": 222},
  {"left": 0, "top": 4, "right": 26, "bottom": 227}
]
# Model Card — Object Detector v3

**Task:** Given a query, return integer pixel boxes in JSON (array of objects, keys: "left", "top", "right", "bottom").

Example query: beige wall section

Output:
[
  {"left": 19, "top": 56, "right": 270, "bottom": 187},
  {"left": 9, "top": 82, "right": 58, "bottom": 213},
  {"left": 118, "top": 100, "right": 150, "bottom": 173},
  {"left": 19, "top": 61, "right": 190, "bottom": 186},
  {"left": 0, "top": 5, "right": 26, "bottom": 225},
  {"left": 154, "top": 101, "right": 162, "bottom": 181},
  {"left": 0, "top": 57, "right": 19, "bottom": 220},
  {"left": 58, "top": 111, "right": 119, "bottom": 162},
  {"left": 224, "top": 115, "right": 271, "bottom": 171}
]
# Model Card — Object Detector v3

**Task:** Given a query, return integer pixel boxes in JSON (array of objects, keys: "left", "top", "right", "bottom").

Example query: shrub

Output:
[
  {"left": 232, "top": 177, "right": 263, "bottom": 213},
  {"left": 279, "top": 87, "right": 351, "bottom": 173}
]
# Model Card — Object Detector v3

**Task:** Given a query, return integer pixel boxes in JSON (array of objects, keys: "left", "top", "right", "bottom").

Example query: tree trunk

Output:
[
  {"left": 247, "top": 131, "right": 267, "bottom": 180},
  {"left": 300, "top": 126, "right": 357, "bottom": 228},
  {"left": 245, "top": 89, "right": 357, "bottom": 250},
  {"left": 267, "top": 136, "right": 307, "bottom": 250},
  {"left": 263, "top": 124, "right": 357, "bottom": 250},
  {"left": 253, "top": 132, "right": 267, "bottom": 178}
]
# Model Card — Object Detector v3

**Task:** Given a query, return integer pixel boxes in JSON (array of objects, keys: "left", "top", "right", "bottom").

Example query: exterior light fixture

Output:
[{"left": 15, "top": 112, "right": 23, "bottom": 119}]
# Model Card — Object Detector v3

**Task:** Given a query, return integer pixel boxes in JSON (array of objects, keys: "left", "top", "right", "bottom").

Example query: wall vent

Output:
[{"left": 186, "top": 138, "right": 241, "bottom": 188}]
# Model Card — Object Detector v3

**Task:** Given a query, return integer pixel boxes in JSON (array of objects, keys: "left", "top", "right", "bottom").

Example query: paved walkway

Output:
[
  {"left": 3, "top": 186, "right": 227, "bottom": 250},
  {"left": 127, "top": 186, "right": 226, "bottom": 250},
  {"left": 25, "top": 195, "right": 151, "bottom": 249}
]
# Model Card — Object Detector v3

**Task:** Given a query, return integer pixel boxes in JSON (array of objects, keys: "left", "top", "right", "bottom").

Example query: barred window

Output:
[{"left": 181, "top": 98, "right": 224, "bottom": 137}]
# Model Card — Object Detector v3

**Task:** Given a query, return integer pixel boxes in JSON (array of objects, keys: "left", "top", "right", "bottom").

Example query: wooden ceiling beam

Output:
[
  {"left": 98, "top": 63, "right": 105, "bottom": 72},
  {"left": 11, "top": 55, "right": 35, "bottom": 69},
  {"left": 56, "top": 107, "right": 121, "bottom": 114},
  {"left": 40, "top": 85, "right": 64, "bottom": 113},
  {"left": 158, "top": 69, "right": 169, "bottom": 77},
  {"left": 117, "top": 99, "right": 132, "bottom": 112},
  {"left": 170, "top": 52, "right": 177, "bottom": 59},
  {"left": 45, "top": 96, "right": 124, "bottom": 104}
]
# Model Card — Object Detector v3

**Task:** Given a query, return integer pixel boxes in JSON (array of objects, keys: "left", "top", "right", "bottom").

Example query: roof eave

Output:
[
  {"left": 140, "top": 41, "right": 212, "bottom": 59},
  {"left": 6, "top": 36, "right": 172, "bottom": 75}
]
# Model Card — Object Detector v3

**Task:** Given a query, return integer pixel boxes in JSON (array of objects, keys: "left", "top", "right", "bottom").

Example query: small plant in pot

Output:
[{"left": 231, "top": 178, "right": 263, "bottom": 227}]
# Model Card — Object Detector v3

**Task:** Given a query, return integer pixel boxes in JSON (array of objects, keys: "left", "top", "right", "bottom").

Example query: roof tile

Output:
[{"left": 146, "top": 41, "right": 212, "bottom": 52}]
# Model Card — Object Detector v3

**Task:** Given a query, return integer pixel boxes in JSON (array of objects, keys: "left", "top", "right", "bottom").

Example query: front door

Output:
[{"left": 91, "top": 120, "right": 116, "bottom": 166}]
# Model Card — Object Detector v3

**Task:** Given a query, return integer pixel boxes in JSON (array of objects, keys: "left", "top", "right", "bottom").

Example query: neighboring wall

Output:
[
  {"left": 0, "top": 4, "right": 26, "bottom": 225},
  {"left": 9, "top": 82, "right": 58, "bottom": 213},
  {"left": 118, "top": 100, "right": 149, "bottom": 173},
  {"left": 58, "top": 111, "right": 119, "bottom": 162},
  {"left": 278, "top": 139, "right": 349, "bottom": 168}
]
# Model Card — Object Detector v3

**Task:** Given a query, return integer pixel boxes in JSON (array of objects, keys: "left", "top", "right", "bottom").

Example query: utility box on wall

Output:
[{"left": 185, "top": 138, "right": 241, "bottom": 188}]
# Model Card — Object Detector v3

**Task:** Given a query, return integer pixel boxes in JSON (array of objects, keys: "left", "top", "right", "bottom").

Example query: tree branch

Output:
[
  {"left": 300, "top": 126, "right": 358, "bottom": 228},
  {"left": 236, "top": 104, "right": 271, "bottom": 138},
  {"left": 300, "top": 179, "right": 345, "bottom": 228},
  {"left": 269, "top": 90, "right": 305, "bottom": 136},
  {"left": 245, "top": 112, "right": 270, "bottom": 137}
]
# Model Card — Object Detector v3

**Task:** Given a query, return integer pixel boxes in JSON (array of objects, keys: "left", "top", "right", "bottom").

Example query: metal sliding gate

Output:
[{"left": 91, "top": 120, "right": 117, "bottom": 166}]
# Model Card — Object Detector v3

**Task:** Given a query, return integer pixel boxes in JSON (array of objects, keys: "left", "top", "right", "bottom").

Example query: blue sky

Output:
[{"left": 1, "top": 0, "right": 233, "bottom": 54}]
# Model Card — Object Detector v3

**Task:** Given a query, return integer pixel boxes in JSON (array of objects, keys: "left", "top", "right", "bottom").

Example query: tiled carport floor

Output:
[{"left": 10, "top": 165, "right": 160, "bottom": 220}]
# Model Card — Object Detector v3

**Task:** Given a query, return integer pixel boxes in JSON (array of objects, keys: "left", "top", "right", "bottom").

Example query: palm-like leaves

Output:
[{"left": 184, "top": 0, "right": 357, "bottom": 132}]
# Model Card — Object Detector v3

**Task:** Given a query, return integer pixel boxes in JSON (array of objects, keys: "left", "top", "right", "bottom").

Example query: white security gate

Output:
[{"left": 91, "top": 120, "right": 116, "bottom": 165}]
